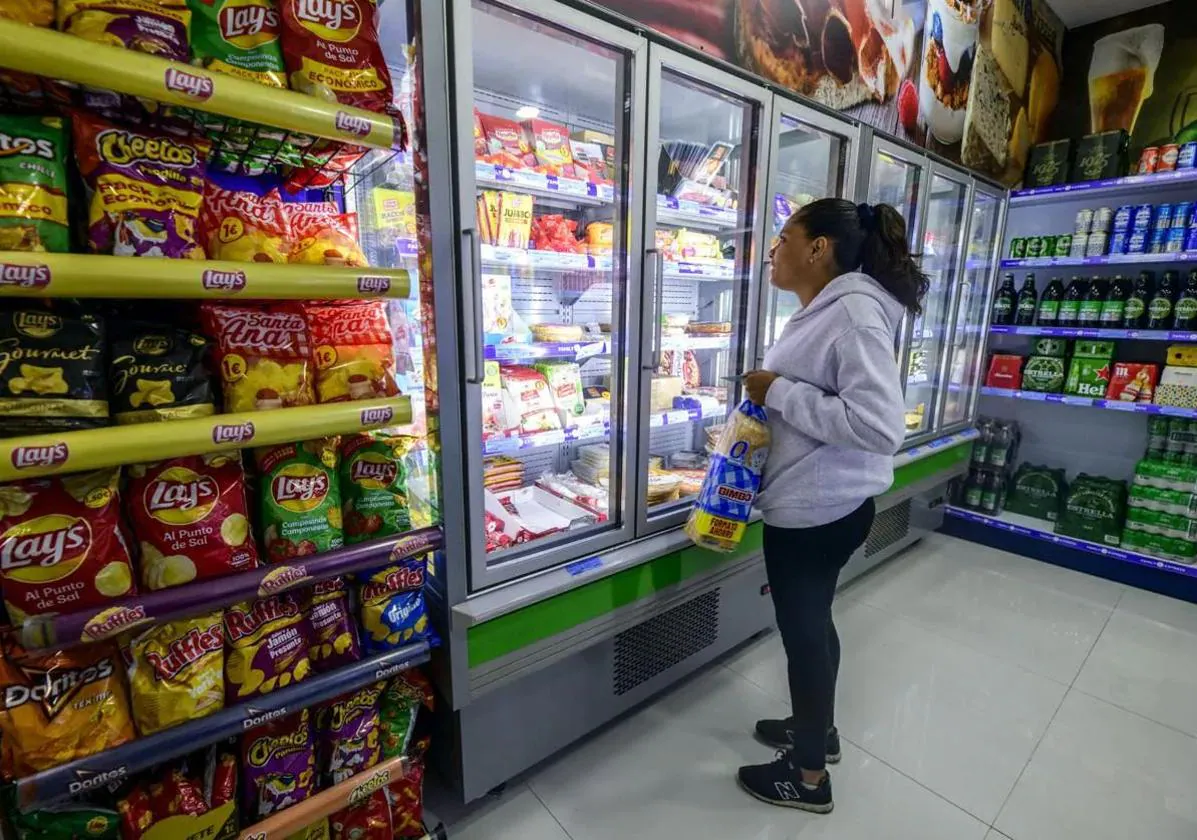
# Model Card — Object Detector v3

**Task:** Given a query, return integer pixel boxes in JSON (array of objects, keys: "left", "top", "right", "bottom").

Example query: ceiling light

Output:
[{"left": 515, "top": 105, "right": 540, "bottom": 120}]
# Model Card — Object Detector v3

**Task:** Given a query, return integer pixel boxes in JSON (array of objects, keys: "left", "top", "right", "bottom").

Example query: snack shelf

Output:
[
  {"left": 0, "top": 397, "right": 411, "bottom": 481},
  {"left": 20, "top": 525, "right": 442, "bottom": 650},
  {"left": 474, "top": 162, "right": 613, "bottom": 206},
  {"left": 979, "top": 386, "right": 1195, "bottom": 417},
  {"left": 655, "top": 195, "right": 739, "bottom": 231},
  {"left": 486, "top": 340, "right": 610, "bottom": 363},
  {"left": 1009, "top": 167, "right": 1197, "bottom": 204},
  {"left": 945, "top": 506, "right": 1197, "bottom": 580},
  {"left": 892, "top": 428, "right": 979, "bottom": 469},
  {"left": 0, "top": 21, "right": 402, "bottom": 151},
  {"left": 0, "top": 253, "right": 411, "bottom": 299},
  {"left": 483, "top": 405, "right": 724, "bottom": 455},
  {"left": 11, "top": 641, "right": 430, "bottom": 809},
  {"left": 1001, "top": 253, "right": 1197, "bottom": 269},
  {"left": 990, "top": 325, "right": 1197, "bottom": 341},
  {"left": 661, "top": 335, "right": 732, "bottom": 351}
]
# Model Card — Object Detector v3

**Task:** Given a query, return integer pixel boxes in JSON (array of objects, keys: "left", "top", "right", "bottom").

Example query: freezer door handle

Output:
[
  {"left": 642, "top": 249, "right": 665, "bottom": 371},
  {"left": 462, "top": 227, "right": 485, "bottom": 385},
  {"left": 758, "top": 258, "right": 775, "bottom": 365}
]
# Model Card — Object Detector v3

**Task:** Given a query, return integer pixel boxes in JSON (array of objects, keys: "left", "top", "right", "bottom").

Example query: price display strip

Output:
[
  {"left": 13, "top": 642, "right": 430, "bottom": 810},
  {"left": 1009, "top": 167, "right": 1197, "bottom": 203},
  {"left": 990, "top": 325, "right": 1197, "bottom": 341},
  {"left": 892, "top": 428, "right": 980, "bottom": 469},
  {"left": 946, "top": 506, "right": 1197, "bottom": 581},
  {"left": 20, "top": 525, "right": 442, "bottom": 650},
  {"left": 979, "top": 387, "right": 1197, "bottom": 418},
  {"left": 1001, "top": 252, "right": 1197, "bottom": 270},
  {"left": 475, "top": 162, "right": 613, "bottom": 206},
  {"left": 0, "top": 398, "right": 411, "bottom": 481}
]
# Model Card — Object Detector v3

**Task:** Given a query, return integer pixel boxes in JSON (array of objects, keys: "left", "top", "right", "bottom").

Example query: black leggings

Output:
[{"left": 763, "top": 498, "right": 875, "bottom": 771}]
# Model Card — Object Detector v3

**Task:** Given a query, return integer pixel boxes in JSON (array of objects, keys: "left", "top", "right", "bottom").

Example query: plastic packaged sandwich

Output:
[{"left": 684, "top": 400, "right": 770, "bottom": 552}]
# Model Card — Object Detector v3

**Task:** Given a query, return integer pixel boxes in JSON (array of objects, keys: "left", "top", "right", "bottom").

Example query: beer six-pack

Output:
[{"left": 1010, "top": 200, "right": 1197, "bottom": 260}]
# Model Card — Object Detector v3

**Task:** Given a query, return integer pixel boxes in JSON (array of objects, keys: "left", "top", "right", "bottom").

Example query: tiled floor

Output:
[{"left": 445, "top": 533, "right": 1197, "bottom": 839}]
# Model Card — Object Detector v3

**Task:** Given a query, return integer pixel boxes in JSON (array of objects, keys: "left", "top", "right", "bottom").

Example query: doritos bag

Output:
[
  {"left": 0, "top": 115, "right": 70, "bottom": 253},
  {"left": 684, "top": 400, "right": 770, "bottom": 552}
]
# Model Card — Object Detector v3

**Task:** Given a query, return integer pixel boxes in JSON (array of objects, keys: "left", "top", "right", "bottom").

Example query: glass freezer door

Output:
[
  {"left": 454, "top": 0, "right": 647, "bottom": 588},
  {"left": 637, "top": 48, "right": 770, "bottom": 533},
  {"left": 865, "top": 137, "right": 925, "bottom": 249}
]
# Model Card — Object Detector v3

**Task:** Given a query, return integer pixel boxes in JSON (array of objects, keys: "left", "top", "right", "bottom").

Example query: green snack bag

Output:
[
  {"left": 0, "top": 114, "right": 69, "bottom": 253},
  {"left": 379, "top": 670, "right": 433, "bottom": 760},
  {"left": 3, "top": 786, "right": 119, "bottom": 840},
  {"left": 256, "top": 437, "right": 343, "bottom": 560},
  {"left": 1005, "top": 463, "right": 1066, "bottom": 521},
  {"left": 186, "top": 0, "right": 287, "bottom": 89},
  {"left": 1065, "top": 356, "right": 1112, "bottom": 398},
  {"left": 1021, "top": 356, "right": 1066, "bottom": 392},
  {"left": 340, "top": 432, "right": 415, "bottom": 544}
]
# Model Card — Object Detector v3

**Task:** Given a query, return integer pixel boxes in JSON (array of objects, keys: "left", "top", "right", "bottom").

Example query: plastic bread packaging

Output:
[{"left": 684, "top": 399, "right": 770, "bottom": 552}]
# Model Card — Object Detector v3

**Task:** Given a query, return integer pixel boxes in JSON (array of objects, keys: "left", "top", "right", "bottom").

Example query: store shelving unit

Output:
[
  {"left": 990, "top": 325, "right": 1197, "bottom": 340},
  {"left": 1008, "top": 167, "right": 1197, "bottom": 204},
  {"left": 979, "top": 386, "right": 1194, "bottom": 417},
  {"left": 1002, "top": 253, "right": 1197, "bottom": 269}
]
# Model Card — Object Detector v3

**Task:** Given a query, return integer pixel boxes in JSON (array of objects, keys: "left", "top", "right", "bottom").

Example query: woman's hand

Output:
[{"left": 743, "top": 370, "right": 779, "bottom": 405}]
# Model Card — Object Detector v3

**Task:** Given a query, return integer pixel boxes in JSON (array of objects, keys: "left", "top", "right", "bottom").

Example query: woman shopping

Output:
[{"left": 735, "top": 198, "right": 926, "bottom": 813}]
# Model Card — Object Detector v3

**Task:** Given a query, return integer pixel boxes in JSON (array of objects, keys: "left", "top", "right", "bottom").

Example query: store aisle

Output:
[{"left": 446, "top": 534, "right": 1197, "bottom": 840}]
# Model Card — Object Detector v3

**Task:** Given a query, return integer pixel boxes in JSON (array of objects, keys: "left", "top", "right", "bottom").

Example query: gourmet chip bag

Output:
[
  {"left": 0, "top": 0, "right": 54, "bottom": 25},
  {"left": 0, "top": 307, "right": 108, "bottom": 435},
  {"left": 305, "top": 302, "right": 399, "bottom": 404},
  {"left": 72, "top": 113, "right": 209, "bottom": 258},
  {"left": 386, "top": 736, "right": 429, "bottom": 838},
  {"left": 278, "top": 0, "right": 393, "bottom": 112},
  {"left": 684, "top": 399, "right": 770, "bottom": 552},
  {"left": 255, "top": 438, "right": 343, "bottom": 561},
  {"left": 224, "top": 594, "right": 312, "bottom": 702},
  {"left": 241, "top": 709, "right": 317, "bottom": 820},
  {"left": 0, "top": 115, "right": 70, "bottom": 253},
  {"left": 0, "top": 636, "right": 135, "bottom": 776},
  {"left": 330, "top": 789, "right": 391, "bottom": 840},
  {"left": 58, "top": 0, "right": 190, "bottom": 61},
  {"left": 198, "top": 182, "right": 292, "bottom": 263},
  {"left": 307, "top": 577, "right": 359, "bottom": 672},
  {"left": 126, "top": 452, "right": 259, "bottom": 590},
  {"left": 340, "top": 432, "right": 413, "bottom": 544},
  {"left": 316, "top": 681, "right": 384, "bottom": 786},
  {"left": 187, "top": 0, "right": 286, "bottom": 87},
  {"left": 285, "top": 203, "right": 367, "bottom": 267},
  {"left": 3, "top": 786, "right": 121, "bottom": 840},
  {"left": 109, "top": 323, "right": 216, "bottom": 424},
  {"left": 0, "top": 468, "right": 136, "bottom": 623},
  {"left": 357, "top": 558, "right": 435, "bottom": 655},
  {"left": 379, "top": 669, "right": 433, "bottom": 760},
  {"left": 123, "top": 611, "right": 224, "bottom": 735},
  {"left": 201, "top": 303, "right": 315, "bottom": 413}
]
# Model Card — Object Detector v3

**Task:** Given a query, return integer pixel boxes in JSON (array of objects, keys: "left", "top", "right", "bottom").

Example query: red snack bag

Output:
[
  {"left": 199, "top": 183, "right": 292, "bottom": 263},
  {"left": 201, "top": 303, "right": 315, "bottom": 413},
  {"left": 126, "top": 453, "right": 259, "bottom": 591},
  {"left": 285, "top": 202, "right": 368, "bottom": 267},
  {"left": 478, "top": 113, "right": 533, "bottom": 169},
  {"left": 210, "top": 745, "right": 238, "bottom": 808},
  {"left": 118, "top": 786, "right": 154, "bottom": 840},
  {"left": 0, "top": 468, "right": 136, "bottom": 622},
  {"left": 330, "top": 788, "right": 391, "bottom": 840},
  {"left": 285, "top": 142, "right": 370, "bottom": 192},
  {"left": 305, "top": 302, "right": 399, "bottom": 403},
  {"left": 279, "top": 0, "right": 393, "bottom": 113},
  {"left": 386, "top": 737, "right": 429, "bottom": 838},
  {"left": 148, "top": 768, "right": 209, "bottom": 818}
]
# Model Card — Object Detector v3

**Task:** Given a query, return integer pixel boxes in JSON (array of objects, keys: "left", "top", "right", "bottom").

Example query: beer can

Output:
[
  {"left": 1166, "top": 227, "right": 1186, "bottom": 253},
  {"left": 1070, "top": 233, "right": 1089, "bottom": 258},
  {"left": 1112, "top": 205, "right": 1133, "bottom": 232},
  {"left": 1173, "top": 202, "right": 1193, "bottom": 228},
  {"left": 1092, "top": 206, "right": 1115, "bottom": 233},
  {"left": 1109, "top": 231, "right": 1129, "bottom": 255},
  {"left": 1128, "top": 230, "right": 1150, "bottom": 254},
  {"left": 1151, "top": 228, "right": 1168, "bottom": 253},
  {"left": 1154, "top": 204, "right": 1174, "bottom": 232},
  {"left": 1131, "top": 204, "right": 1155, "bottom": 233},
  {"left": 1010, "top": 237, "right": 1026, "bottom": 259},
  {"left": 1179, "top": 142, "right": 1197, "bottom": 169},
  {"left": 1160, "top": 144, "right": 1181, "bottom": 172},
  {"left": 1054, "top": 234, "right": 1073, "bottom": 258},
  {"left": 1087, "top": 231, "right": 1110, "bottom": 257},
  {"left": 1025, "top": 236, "right": 1045, "bottom": 258},
  {"left": 1138, "top": 146, "right": 1160, "bottom": 174},
  {"left": 1185, "top": 224, "right": 1197, "bottom": 253},
  {"left": 1075, "top": 208, "right": 1094, "bottom": 234}
]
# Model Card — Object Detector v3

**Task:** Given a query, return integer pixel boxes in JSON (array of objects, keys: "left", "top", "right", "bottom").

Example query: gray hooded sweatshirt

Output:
[{"left": 756, "top": 271, "right": 906, "bottom": 528}]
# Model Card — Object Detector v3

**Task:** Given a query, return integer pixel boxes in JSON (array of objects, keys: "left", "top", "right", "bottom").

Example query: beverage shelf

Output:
[
  {"left": 1009, "top": 167, "right": 1197, "bottom": 204},
  {"left": 979, "top": 386, "right": 1194, "bottom": 417},
  {"left": 1001, "top": 252, "right": 1197, "bottom": 270},
  {"left": 475, "top": 162, "right": 613, "bottom": 206},
  {"left": 893, "top": 427, "right": 980, "bottom": 468},
  {"left": 483, "top": 405, "right": 724, "bottom": 455},
  {"left": 946, "top": 506, "right": 1197, "bottom": 580},
  {"left": 991, "top": 325, "right": 1197, "bottom": 341}
]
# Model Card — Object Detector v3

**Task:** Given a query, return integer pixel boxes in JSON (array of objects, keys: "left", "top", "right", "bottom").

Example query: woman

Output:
[{"left": 735, "top": 199, "right": 927, "bottom": 813}]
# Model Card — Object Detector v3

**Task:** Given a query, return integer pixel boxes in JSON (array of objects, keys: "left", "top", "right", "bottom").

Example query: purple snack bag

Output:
[
  {"left": 317, "top": 682, "right": 385, "bottom": 786},
  {"left": 58, "top": 0, "right": 190, "bottom": 63},
  {"left": 241, "top": 708, "right": 317, "bottom": 819},
  {"left": 224, "top": 594, "right": 314, "bottom": 704},
  {"left": 308, "top": 578, "right": 361, "bottom": 674}
]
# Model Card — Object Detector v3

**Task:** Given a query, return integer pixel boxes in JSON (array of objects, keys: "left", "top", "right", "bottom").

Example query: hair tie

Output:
[{"left": 857, "top": 203, "right": 876, "bottom": 231}]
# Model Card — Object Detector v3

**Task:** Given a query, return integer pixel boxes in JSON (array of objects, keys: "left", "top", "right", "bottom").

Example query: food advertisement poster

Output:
[{"left": 1054, "top": 1, "right": 1197, "bottom": 162}]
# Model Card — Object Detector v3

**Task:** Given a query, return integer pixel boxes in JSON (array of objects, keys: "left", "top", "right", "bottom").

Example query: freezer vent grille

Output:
[
  {"left": 612, "top": 589, "right": 719, "bottom": 696},
  {"left": 865, "top": 499, "right": 911, "bottom": 557}
]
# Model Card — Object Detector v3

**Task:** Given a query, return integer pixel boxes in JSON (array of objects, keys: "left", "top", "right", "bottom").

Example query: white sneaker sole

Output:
[{"left": 736, "top": 775, "right": 835, "bottom": 814}]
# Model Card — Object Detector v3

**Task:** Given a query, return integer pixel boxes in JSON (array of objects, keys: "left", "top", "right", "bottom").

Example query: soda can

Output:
[
  {"left": 1128, "top": 230, "right": 1150, "bottom": 254},
  {"left": 1172, "top": 202, "right": 1193, "bottom": 228},
  {"left": 1112, "top": 205, "right": 1133, "bottom": 233},
  {"left": 1154, "top": 204, "right": 1174, "bottom": 232},
  {"left": 1160, "top": 144, "right": 1181, "bottom": 172},
  {"left": 1138, "top": 146, "right": 1160, "bottom": 174},
  {"left": 1075, "top": 208, "right": 1094, "bottom": 234},
  {"left": 1151, "top": 228, "right": 1168, "bottom": 253},
  {"left": 1025, "top": 236, "right": 1044, "bottom": 258},
  {"left": 1131, "top": 204, "right": 1155, "bottom": 233},
  {"left": 1092, "top": 206, "right": 1114, "bottom": 232},
  {"left": 1086, "top": 231, "right": 1110, "bottom": 257},
  {"left": 1179, "top": 141, "right": 1197, "bottom": 169},
  {"left": 1185, "top": 225, "right": 1197, "bottom": 253},
  {"left": 1054, "top": 234, "right": 1073, "bottom": 258},
  {"left": 1070, "top": 233, "right": 1089, "bottom": 258},
  {"left": 1166, "top": 227, "right": 1186, "bottom": 253},
  {"left": 1010, "top": 237, "right": 1026, "bottom": 259}
]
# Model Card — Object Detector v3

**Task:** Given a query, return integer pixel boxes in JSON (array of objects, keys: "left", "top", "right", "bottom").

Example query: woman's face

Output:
[{"left": 769, "top": 216, "right": 828, "bottom": 292}]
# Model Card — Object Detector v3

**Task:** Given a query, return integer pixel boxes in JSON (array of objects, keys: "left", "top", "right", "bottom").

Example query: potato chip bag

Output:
[
  {"left": 4, "top": 786, "right": 121, "bottom": 840},
  {"left": 278, "top": 0, "right": 393, "bottom": 113},
  {"left": 316, "top": 681, "right": 383, "bottom": 785},
  {"left": 0, "top": 0, "right": 54, "bottom": 25},
  {"left": 357, "top": 558, "right": 434, "bottom": 655},
  {"left": 0, "top": 115, "right": 70, "bottom": 253},
  {"left": 126, "top": 453, "right": 259, "bottom": 591},
  {"left": 387, "top": 738, "right": 428, "bottom": 838},
  {"left": 72, "top": 113, "right": 209, "bottom": 259},
  {"left": 109, "top": 324, "right": 216, "bottom": 425},
  {"left": 0, "top": 636, "right": 135, "bottom": 776},
  {"left": 224, "top": 594, "right": 312, "bottom": 702},
  {"left": 201, "top": 303, "right": 315, "bottom": 413},
  {"left": 305, "top": 302, "right": 398, "bottom": 404},
  {"left": 378, "top": 669, "right": 432, "bottom": 760},
  {"left": 255, "top": 438, "right": 343, "bottom": 561},
  {"left": 187, "top": 0, "right": 286, "bottom": 87},
  {"left": 199, "top": 183, "right": 292, "bottom": 263},
  {"left": 124, "top": 611, "right": 224, "bottom": 735},
  {"left": 329, "top": 788, "right": 391, "bottom": 840},
  {"left": 58, "top": 0, "right": 190, "bottom": 62},
  {"left": 307, "top": 577, "right": 358, "bottom": 672},
  {"left": 340, "top": 433, "right": 412, "bottom": 544},
  {"left": 0, "top": 307, "right": 108, "bottom": 435},
  {"left": 241, "top": 709, "right": 316, "bottom": 820},
  {"left": 285, "top": 204, "right": 367, "bottom": 267},
  {"left": 0, "top": 468, "right": 136, "bottom": 623}
]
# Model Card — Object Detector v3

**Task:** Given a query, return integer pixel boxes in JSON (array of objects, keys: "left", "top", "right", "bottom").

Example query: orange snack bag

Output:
[{"left": 305, "top": 302, "right": 398, "bottom": 404}]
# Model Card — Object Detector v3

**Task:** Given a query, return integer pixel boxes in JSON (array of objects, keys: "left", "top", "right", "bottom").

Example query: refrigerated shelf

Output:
[
  {"left": 483, "top": 405, "right": 726, "bottom": 455},
  {"left": 1009, "top": 168, "right": 1197, "bottom": 204},
  {"left": 655, "top": 195, "right": 739, "bottom": 231},
  {"left": 475, "top": 162, "right": 614, "bottom": 206},
  {"left": 486, "top": 340, "right": 610, "bottom": 363},
  {"left": 1003, "top": 253, "right": 1197, "bottom": 269},
  {"left": 990, "top": 325, "right": 1197, "bottom": 341},
  {"left": 980, "top": 386, "right": 1195, "bottom": 417},
  {"left": 661, "top": 335, "right": 732, "bottom": 351}
]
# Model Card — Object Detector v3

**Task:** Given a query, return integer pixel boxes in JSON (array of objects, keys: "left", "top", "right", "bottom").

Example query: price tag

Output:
[{"left": 566, "top": 556, "right": 603, "bottom": 576}]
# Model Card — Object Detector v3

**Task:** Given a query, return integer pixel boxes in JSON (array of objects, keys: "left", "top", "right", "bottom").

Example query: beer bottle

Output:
[
  {"left": 1079, "top": 276, "right": 1107, "bottom": 328},
  {"left": 988, "top": 422, "right": 1012, "bottom": 469},
  {"left": 1122, "top": 271, "right": 1153, "bottom": 329},
  {"left": 1015, "top": 274, "right": 1038, "bottom": 325},
  {"left": 1147, "top": 270, "right": 1179, "bottom": 330},
  {"left": 971, "top": 420, "right": 992, "bottom": 468},
  {"left": 1173, "top": 270, "right": 1197, "bottom": 330},
  {"left": 1037, "top": 277, "right": 1064, "bottom": 326},
  {"left": 991, "top": 274, "right": 1016, "bottom": 326},
  {"left": 964, "top": 469, "right": 985, "bottom": 510},
  {"left": 1058, "top": 276, "right": 1087, "bottom": 326},
  {"left": 1100, "top": 275, "right": 1129, "bottom": 326},
  {"left": 980, "top": 471, "right": 1002, "bottom": 514}
]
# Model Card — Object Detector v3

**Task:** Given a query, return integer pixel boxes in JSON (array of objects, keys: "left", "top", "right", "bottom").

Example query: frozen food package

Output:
[
  {"left": 521, "top": 119, "right": 575, "bottom": 176},
  {"left": 109, "top": 323, "right": 216, "bottom": 424},
  {"left": 499, "top": 365, "right": 562, "bottom": 433},
  {"left": 187, "top": 0, "right": 286, "bottom": 87},
  {"left": 0, "top": 115, "right": 70, "bottom": 253},
  {"left": 278, "top": 0, "right": 393, "bottom": 112},
  {"left": 58, "top": 0, "right": 190, "bottom": 62},
  {"left": 532, "top": 361, "right": 584, "bottom": 426},
  {"left": 684, "top": 400, "right": 770, "bottom": 552},
  {"left": 124, "top": 611, "right": 224, "bottom": 735}
]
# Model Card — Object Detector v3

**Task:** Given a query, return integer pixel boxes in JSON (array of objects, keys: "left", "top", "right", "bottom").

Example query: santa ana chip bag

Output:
[{"left": 684, "top": 399, "right": 770, "bottom": 552}]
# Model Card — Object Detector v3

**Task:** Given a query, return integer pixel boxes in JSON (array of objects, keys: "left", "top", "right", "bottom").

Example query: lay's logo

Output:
[
  {"left": 201, "top": 269, "right": 247, "bottom": 293},
  {"left": 219, "top": 1, "right": 279, "bottom": 47},
  {"left": 0, "top": 515, "right": 91, "bottom": 578},
  {"left": 350, "top": 457, "right": 396, "bottom": 486},
  {"left": 213, "top": 421, "right": 255, "bottom": 445},
  {"left": 335, "top": 110, "right": 371, "bottom": 138},
  {"left": 356, "top": 275, "right": 390, "bottom": 295},
  {"left": 145, "top": 468, "right": 219, "bottom": 524},
  {"left": 271, "top": 466, "right": 329, "bottom": 512},
  {"left": 11, "top": 443, "right": 68, "bottom": 470},
  {"left": 360, "top": 406, "right": 393, "bottom": 426},
  {"left": 164, "top": 68, "right": 214, "bottom": 101},
  {"left": 0, "top": 263, "right": 50, "bottom": 289},
  {"left": 294, "top": 0, "right": 360, "bottom": 41}
]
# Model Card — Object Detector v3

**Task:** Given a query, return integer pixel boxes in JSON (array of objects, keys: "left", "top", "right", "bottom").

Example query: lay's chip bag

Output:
[
  {"left": 224, "top": 594, "right": 312, "bottom": 702},
  {"left": 0, "top": 636, "right": 136, "bottom": 776},
  {"left": 0, "top": 115, "right": 70, "bottom": 253},
  {"left": 340, "top": 432, "right": 412, "bottom": 544},
  {"left": 109, "top": 323, "right": 216, "bottom": 425},
  {"left": 124, "top": 611, "right": 224, "bottom": 735},
  {"left": 187, "top": 0, "right": 286, "bottom": 88},
  {"left": 684, "top": 399, "right": 770, "bottom": 552},
  {"left": 278, "top": 0, "right": 393, "bottom": 113},
  {"left": 256, "top": 438, "right": 343, "bottom": 561}
]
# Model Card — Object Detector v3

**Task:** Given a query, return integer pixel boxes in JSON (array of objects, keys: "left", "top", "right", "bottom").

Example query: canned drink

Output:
[
  {"left": 1154, "top": 204, "right": 1174, "bottom": 232},
  {"left": 1112, "top": 205, "right": 1133, "bottom": 232},
  {"left": 1092, "top": 206, "right": 1114, "bottom": 232},
  {"left": 1185, "top": 225, "right": 1197, "bottom": 252},
  {"left": 1040, "top": 234, "right": 1057, "bottom": 257},
  {"left": 1179, "top": 142, "right": 1197, "bottom": 169},
  {"left": 1151, "top": 228, "right": 1168, "bottom": 253},
  {"left": 1160, "top": 144, "right": 1181, "bottom": 172},
  {"left": 1075, "top": 208, "right": 1094, "bottom": 234},
  {"left": 1166, "top": 227, "right": 1186, "bottom": 253},
  {"left": 1026, "top": 236, "right": 1046, "bottom": 258},
  {"left": 1070, "top": 233, "right": 1089, "bottom": 258},
  {"left": 1054, "top": 234, "right": 1073, "bottom": 257},
  {"left": 1149, "top": 416, "right": 1169, "bottom": 458},
  {"left": 1109, "top": 231, "right": 1129, "bottom": 255},
  {"left": 1138, "top": 146, "right": 1160, "bottom": 174},
  {"left": 1087, "top": 231, "right": 1110, "bottom": 257},
  {"left": 1128, "top": 230, "right": 1150, "bottom": 254},
  {"left": 1131, "top": 204, "right": 1155, "bottom": 232},
  {"left": 1010, "top": 237, "right": 1027, "bottom": 259},
  {"left": 1174, "top": 202, "right": 1193, "bottom": 228}
]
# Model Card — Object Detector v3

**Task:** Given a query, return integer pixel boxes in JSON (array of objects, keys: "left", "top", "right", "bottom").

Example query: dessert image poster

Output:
[{"left": 1054, "top": 1, "right": 1197, "bottom": 162}]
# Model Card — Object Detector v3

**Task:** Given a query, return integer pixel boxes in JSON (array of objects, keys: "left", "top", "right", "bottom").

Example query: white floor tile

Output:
[
  {"left": 448, "top": 783, "right": 571, "bottom": 840},
  {"left": 996, "top": 690, "right": 1197, "bottom": 840},
  {"left": 984, "top": 832, "right": 1013, "bottom": 840},
  {"left": 527, "top": 665, "right": 987, "bottom": 840},
  {"left": 845, "top": 534, "right": 1122, "bottom": 683}
]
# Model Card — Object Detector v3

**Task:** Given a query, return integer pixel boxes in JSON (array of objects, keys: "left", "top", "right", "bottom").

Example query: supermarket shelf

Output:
[
  {"left": 1009, "top": 167, "right": 1197, "bottom": 204},
  {"left": 240, "top": 754, "right": 409, "bottom": 839},
  {"left": 486, "top": 340, "right": 609, "bottom": 363},
  {"left": 20, "top": 525, "right": 442, "bottom": 650},
  {"left": 1001, "top": 252, "right": 1197, "bottom": 269},
  {"left": 477, "top": 246, "right": 735, "bottom": 281},
  {"left": 945, "top": 506, "right": 1197, "bottom": 580},
  {"left": 656, "top": 195, "right": 739, "bottom": 231},
  {"left": 662, "top": 258, "right": 736, "bottom": 281},
  {"left": 893, "top": 428, "right": 979, "bottom": 468},
  {"left": 0, "top": 253, "right": 410, "bottom": 299},
  {"left": 661, "top": 335, "right": 732, "bottom": 351},
  {"left": 475, "top": 162, "right": 613, "bottom": 205},
  {"left": 0, "top": 397, "right": 410, "bottom": 481},
  {"left": 990, "top": 325, "right": 1197, "bottom": 341},
  {"left": 483, "top": 405, "right": 724, "bottom": 455},
  {"left": 0, "top": 21, "right": 401, "bottom": 150},
  {"left": 979, "top": 387, "right": 1195, "bottom": 417},
  {"left": 13, "top": 642, "right": 430, "bottom": 809}
]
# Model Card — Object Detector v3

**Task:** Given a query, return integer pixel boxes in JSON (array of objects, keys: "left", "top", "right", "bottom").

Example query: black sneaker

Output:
[
  {"left": 753, "top": 718, "right": 842, "bottom": 763},
  {"left": 737, "top": 750, "right": 833, "bottom": 813}
]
